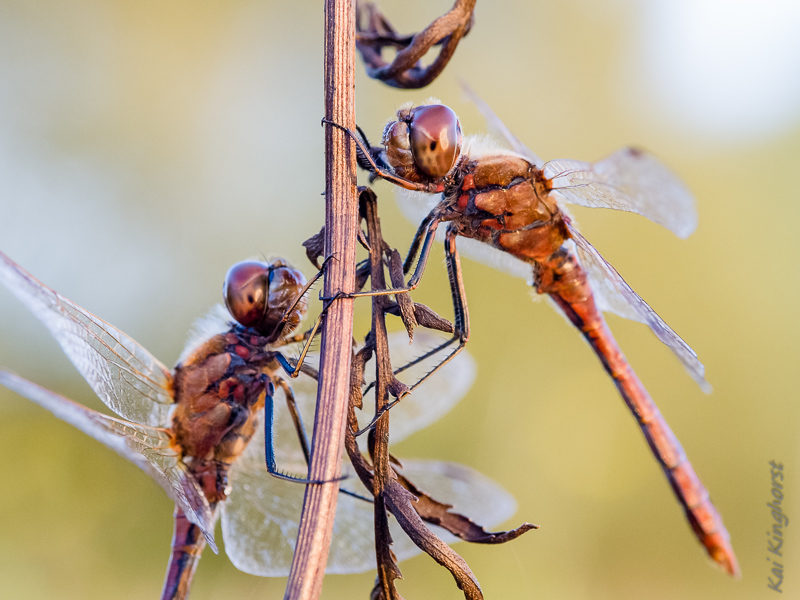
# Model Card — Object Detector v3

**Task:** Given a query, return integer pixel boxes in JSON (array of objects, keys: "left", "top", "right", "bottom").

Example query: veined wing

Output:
[
  {"left": 544, "top": 149, "right": 697, "bottom": 239},
  {"left": 0, "top": 371, "right": 217, "bottom": 551},
  {"left": 265, "top": 330, "right": 478, "bottom": 468},
  {"left": 0, "top": 252, "right": 174, "bottom": 426},
  {"left": 220, "top": 447, "right": 306, "bottom": 576},
  {"left": 565, "top": 223, "right": 710, "bottom": 392},
  {"left": 223, "top": 446, "right": 391, "bottom": 576},
  {"left": 358, "top": 329, "right": 477, "bottom": 445},
  {"left": 462, "top": 85, "right": 698, "bottom": 239},
  {"left": 460, "top": 82, "right": 544, "bottom": 168},
  {"left": 223, "top": 331, "right": 480, "bottom": 575},
  {"left": 223, "top": 447, "right": 518, "bottom": 576},
  {"left": 395, "top": 188, "right": 705, "bottom": 390}
]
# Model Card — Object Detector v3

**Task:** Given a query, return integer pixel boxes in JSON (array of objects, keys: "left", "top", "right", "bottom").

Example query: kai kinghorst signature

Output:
[{"left": 767, "top": 460, "right": 788, "bottom": 593}]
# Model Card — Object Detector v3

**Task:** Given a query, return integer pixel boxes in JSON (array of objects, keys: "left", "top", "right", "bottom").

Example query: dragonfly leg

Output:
[
  {"left": 322, "top": 119, "right": 441, "bottom": 193},
  {"left": 403, "top": 210, "right": 443, "bottom": 289},
  {"left": 273, "top": 308, "right": 326, "bottom": 379},
  {"left": 273, "top": 254, "right": 349, "bottom": 379},
  {"left": 274, "top": 376, "right": 311, "bottom": 465},
  {"left": 318, "top": 210, "right": 443, "bottom": 302},
  {"left": 277, "top": 254, "right": 333, "bottom": 332},
  {"left": 264, "top": 377, "right": 346, "bottom": 485},
  {"left": 357, "top": 225, "right": 470, "bottom": 435},
  {"left": 273, "top": 374, "right": 370, "bottom": 501},
  {"left": 406, "top": 223, "right": 470, "bottom": 391}
]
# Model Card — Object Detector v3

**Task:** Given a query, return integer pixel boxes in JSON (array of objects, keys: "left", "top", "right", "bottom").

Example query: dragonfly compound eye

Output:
[
  {"left": 263, "top": 263, "right": 308, "bottom": 336},
  {"left": 223, "top": 260, "right": 271, "bottom": 331},
  {"left": 408, "top": 104, "right": 462, "bottom": 179}
]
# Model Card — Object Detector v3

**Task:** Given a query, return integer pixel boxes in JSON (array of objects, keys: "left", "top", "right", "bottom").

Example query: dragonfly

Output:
[
  {"left": 0, "top": 250, "right": 517, "bottom": 599},
  {"left": 327, "top": 90, "right": 739, "bottom": 576}
]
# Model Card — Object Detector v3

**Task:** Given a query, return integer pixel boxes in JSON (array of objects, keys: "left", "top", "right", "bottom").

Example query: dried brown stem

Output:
[
  {"left": 345, "top": 189, "right": 535, "bottom": 600},
  {"left": 356, "top": 0, "right": 476, "bottom": 88},
  {"left": 382, "top": 481, "right": 482, "bottom": 599},
  {"left": 283, "top": 1, "right": 358, "bottom": 598},
  {"left": 362, "top": 190, "right": 404, "bottom": 597}
]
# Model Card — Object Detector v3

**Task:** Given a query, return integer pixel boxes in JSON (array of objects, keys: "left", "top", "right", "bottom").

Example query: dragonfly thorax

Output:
[
  {"left": 443, "top": 152, "right": 567, "bottom": 263},
  {"left": 171, "top": 330, "right": 275, "bottom": 500}
]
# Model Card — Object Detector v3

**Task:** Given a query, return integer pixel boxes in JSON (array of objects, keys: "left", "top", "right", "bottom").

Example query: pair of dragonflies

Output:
[
  {"left": 0, "top": 252, "right": 515, "bottom": 598},
  {"left": 0, "top": 87, "right": 737, "bottom": 596}
]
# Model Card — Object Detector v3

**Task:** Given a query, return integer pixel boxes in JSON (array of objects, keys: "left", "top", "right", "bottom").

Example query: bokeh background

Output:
[{"left": 1, "top": 0, "right": 798, "bottom": 598}]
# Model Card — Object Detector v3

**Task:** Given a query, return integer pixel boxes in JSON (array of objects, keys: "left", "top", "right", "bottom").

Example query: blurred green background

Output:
[{"left": 1, "top": 0, "right": 798, "bottom": 598}]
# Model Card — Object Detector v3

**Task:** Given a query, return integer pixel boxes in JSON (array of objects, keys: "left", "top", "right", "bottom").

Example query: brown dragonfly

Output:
[
  {"left": 329, "top": 91, "right": 739, "bottom": 576},
  {"left": 0, "top": 251, "right": 513, "bottom": 598}
]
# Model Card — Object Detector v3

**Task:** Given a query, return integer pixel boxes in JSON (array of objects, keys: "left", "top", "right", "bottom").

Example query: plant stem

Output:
[{"left": 283, "top": 1, "right": 357, "bottom": 598}]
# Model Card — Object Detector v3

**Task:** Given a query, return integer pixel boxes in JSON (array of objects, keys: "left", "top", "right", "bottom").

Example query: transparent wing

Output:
[
  {"left": 0, "top": 371, "right": 217, "bottom": 551},
  {"left": 223, "top": 443, "right": 387, "bottom": 576},
  {"left": 224, "top": 409, "right": 375, "bottom": 576},
  {"left": 396, "top": 188, "right": 705, "bottom": 390},
  {"left": 544, "top": 149, "right": 697, "bottom": 238},
  {"left": 565, "top": 223, "right": 710, "bottom": 392},
  {"left": 265, "top": 330, "right": 477, "bottom": 467},
  {"left": 223, "top": 331, "right": 479, "bottom": 575},
  {"left": 462, "top": 84, "right": 697, "bottom": 239},
  {"left": 359, "top": 330, "right": 477, "bottom": 445},
  {"left": 0, "top": 252, "right": 174, "bottom": 426},
  {"left": 460, "top": 82, "right": 545, "bottom": 168},
  {"left": 223, "top": 445, "right": 518, "bottom": 575},
  {"left": 220, "top": 445, "right": 307, "bottom": 576}
]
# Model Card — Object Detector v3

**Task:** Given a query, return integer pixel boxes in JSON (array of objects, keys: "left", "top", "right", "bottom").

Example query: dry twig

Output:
[
  {"left": 283, "top": 1, "right": 358, "bottom": 598},
  {"left": 356, "top": 0, "right": 476, "bottom": 88},
  {"left": 345, "top": 188, "right": 535, "bottom": 599}
]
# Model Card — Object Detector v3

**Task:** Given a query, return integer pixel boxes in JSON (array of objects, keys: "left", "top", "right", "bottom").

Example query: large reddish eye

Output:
[
  {"left": 223, "top": 261, "right": 270, "bottom": 330},
  {"left": 408, "top": 104, "right": 462, "bottom": 178}
]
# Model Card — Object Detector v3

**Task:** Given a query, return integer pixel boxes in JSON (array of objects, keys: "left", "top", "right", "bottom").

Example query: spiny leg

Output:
[
  {"left": 278, "top": 254, "right": 333, "bottom": 331},
  {"left": 393, "top": 223, "right": 470, "bottom": 392},
  {"left": 263, "top": 376, "right": 345, "bottom": 485},
  {"left": 317, "top": 209, "right": 453, "bottom": 399},
  {"left": 322, "top": 119, "right": 441, "bottom": 193},
  {"left": 274, "top": 374, "right": 371, "bottom": 501},
  {"left": 274, "top": 376, "right": 311, "bottom": 465},
  {"left": 274, "top": 255, "right": 337, "bottom": 378},
  {"left": 319, "top": 210, "right": 443, "bottom": 302},
  {"left": 359, "top": 218, "right": 464, "bottom": 394},
  {"left": 274, "top": 310, "right": 326, "bottom": 379},
  {"left": 357, "top": 225, "right": 470, "bottom": 435}
]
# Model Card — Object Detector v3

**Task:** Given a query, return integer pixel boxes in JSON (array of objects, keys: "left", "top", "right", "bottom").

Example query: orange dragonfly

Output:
[
  {"left": 0, "top": 251, "right": 515, "bottom": 598},
  {"left": 330, "top": 90, "right": 739, "bottom": 576}
]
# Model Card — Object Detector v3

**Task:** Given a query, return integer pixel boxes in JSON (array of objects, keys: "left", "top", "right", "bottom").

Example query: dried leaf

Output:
[
  {"left": 356, "top": 0, "right": 476, "bottom": 89},
  {"left": 384, "top": 479, "right": 483, "bottom": 600},
  {"left": 397, "top": 472, "right": 539, "bottom": 543},
  {"left": 302, "top": 227, "right": 326, "bottom": 270},
  {"left": 388, "top": 249, "right": 417, "bottom": 341}
]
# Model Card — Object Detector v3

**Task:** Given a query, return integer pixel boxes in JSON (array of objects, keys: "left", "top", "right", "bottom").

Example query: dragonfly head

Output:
[
  {"left": 223, "top": 260, "right": 307, "bottom": 338},
  {"left": 383, "top": 103, "right": 462, "bottom": 182}
]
